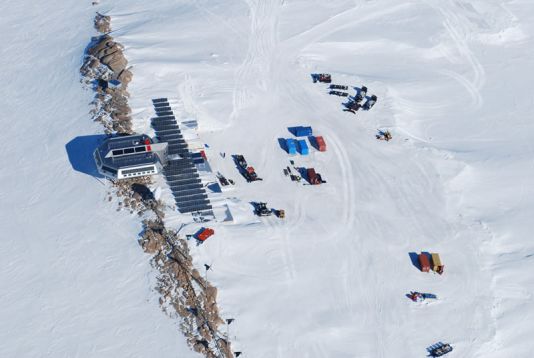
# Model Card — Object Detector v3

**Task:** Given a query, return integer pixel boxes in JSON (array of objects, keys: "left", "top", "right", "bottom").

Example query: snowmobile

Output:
[
  {"left": 345, "top": 101, "right": 361, "bottom": 114},
  {"left": 313, "top": 73, "right": 331, "bottom": 83},
  {"left": 355, "top": 86, "right": 368, "bottom": 103},
  {"left": 363, "top": 95, "right": 377, "bottom": 110},
  {"left": 330, "top": 84, "right": 348, "bottom": 90},
  {"left": 253, "top": 202, "right": 272, "bottom": 216},
  {"left": 233, "top": 154, "right": 248, "bottom": 169},
  {"left": 329, "top": 90, "right": 349, "bottom": 97},
  {"left": 216, "top": 172, "right": 229, "bottom": 186},
  {"left": 376, "top": 130, "right": 392, "bottom": 141},
  {"left": 408, "top": 291, "right": 437, "bottom": 302},
  {"left": 427, "top": 342, "right": 453, "bottom": 357}
]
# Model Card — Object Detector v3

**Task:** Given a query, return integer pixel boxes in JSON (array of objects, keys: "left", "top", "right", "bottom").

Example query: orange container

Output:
[
  {"left": 196, "top": 228, "right": 214, "bottom": 241},
  {"left": 418, "top": 253, "right": 430, "bottom": 272},
  {"left": 315, "top": 136, "right": 326, "bottom": 152}
]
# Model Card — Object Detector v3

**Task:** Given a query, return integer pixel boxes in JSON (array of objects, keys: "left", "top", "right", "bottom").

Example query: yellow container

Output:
[{"left": 431, "top": 253, "right": 442, "bottom": 272}]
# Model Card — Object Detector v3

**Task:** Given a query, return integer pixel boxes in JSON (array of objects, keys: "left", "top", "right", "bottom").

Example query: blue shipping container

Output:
[
  {"left": 294, "top": 126, "right": 313, "bottom": 137},
  {"left": 298, "top": 139, "right": 309, "bottom": 155},
  {"left": 286, "top": 138, "right": 297, "bottom": 154}
]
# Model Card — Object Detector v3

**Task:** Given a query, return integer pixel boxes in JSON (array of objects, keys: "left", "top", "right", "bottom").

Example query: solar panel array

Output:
[{"left": 151, "top": 98, "right": 213, "bottom": 215}]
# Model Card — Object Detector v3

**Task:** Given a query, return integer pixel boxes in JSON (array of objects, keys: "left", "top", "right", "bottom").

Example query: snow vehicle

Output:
[
  {"left": 234, "top": 154, "right": 248, "bottom": 169},
  {"left": 355, "top": 86, "right": 367, "bottom": 103},
  {"left": 427, "top": 342, "right": 453, "bottom": 357},
  {"left": 253, "top": 202, "right": 272, "bottom": 216},
  {"left": 345, "top": 101, "right": 361, "bottom": 113},
  {"left": 329, "top": 90, "right": 349, "bottom": 97},
  {"left": 363, "top": 95, "right": 377, "bottom": 110},
  {"left": 408, "top": 291, "right": 438, "bottom": 302},
  {"left": 216, "top": 172, "right": 230, "bottom": 186},
  {"left": 376, "top": 130, "right": 392, "bottom": 141},
  {"left": 233, "top": 154, "right": 262, "bottom": 182},
  {"left": 330, "top": 84, "right": 348, "bottom": 90},
  {"left": 275, "top": 209, "right": 285, "bottom": 219},
  {"left": 313, "top": 73, "right": 331, "bottom": 83}
]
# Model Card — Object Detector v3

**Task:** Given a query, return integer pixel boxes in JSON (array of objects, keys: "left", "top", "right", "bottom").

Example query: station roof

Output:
[{"left": 96, "top": 134, "right": 161, "bottom": 170}]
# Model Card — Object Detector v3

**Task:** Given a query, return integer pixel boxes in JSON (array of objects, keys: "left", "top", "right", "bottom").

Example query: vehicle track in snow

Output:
[
  {"left": 230, "top": 0, "right": 281, "bottom": 126},
  {"left": 425, "top": 1, "right": 486, "bottom": 111}
]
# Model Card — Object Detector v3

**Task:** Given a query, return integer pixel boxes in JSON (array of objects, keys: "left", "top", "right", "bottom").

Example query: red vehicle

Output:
[
  {"left": 195, "top": 228, "right": 214, "bottom": 242},
  {"left": 307, "top": 168, "right": 322, "bottom": 185}
]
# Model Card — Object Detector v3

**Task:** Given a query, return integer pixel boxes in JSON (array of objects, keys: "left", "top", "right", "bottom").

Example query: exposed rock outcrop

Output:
[
  {"left": 81, "top": 13, "right": 233, "bottom": 358},
  {"left": 81, "top": 17, "right": 132, "bottom": 134}
]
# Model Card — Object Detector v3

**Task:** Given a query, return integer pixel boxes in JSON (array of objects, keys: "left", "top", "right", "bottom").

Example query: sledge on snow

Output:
[
  {"left": 427, "top": 342, "right": 453, "bottom": 357},
  {"left": 312, "top": 73, "right": 332, "bottom": 83},
  {"left": 408, "top": 291, "right": 438, "bottom": 302}
]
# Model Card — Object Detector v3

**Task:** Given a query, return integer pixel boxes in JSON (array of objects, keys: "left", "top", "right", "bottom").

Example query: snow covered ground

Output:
[
  {"left": 0, "top": 1, "right": 195, "bottom": 357},
  {"left": 2, "top": 0, "right": 534, "bottom": 357}
]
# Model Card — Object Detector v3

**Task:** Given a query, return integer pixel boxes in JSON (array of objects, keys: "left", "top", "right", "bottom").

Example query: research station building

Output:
[{"left": 94, "top": 134, "right": 168, "bottom": 180}]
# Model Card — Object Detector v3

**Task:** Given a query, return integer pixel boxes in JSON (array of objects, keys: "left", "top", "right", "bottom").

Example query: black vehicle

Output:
[
  {"left": 233, "top": 154, "right": 262, "bottom": 182},
  {"left": 363, "top": 95, "right": 377, "bottom": 110},
  {"left": 330, "top": 84, "right": 348, "bottom": 90},
  {"left": 233, "top": 154, "right": 247, "bottom": 169},
  {"left": 216, "top": 172, "right": 229, "bottom": 186},
  {"left": 345, "top": 101, "right": 361, "bottom": 113},
  {"left": 329, "top": 90, "right": 349, "bottom": 97},
  {"left": 427, "top": 342, "right": 453, "bottom": 357},
  {"left": 253, "top": 202, "right": 272, "bottom": 216}
]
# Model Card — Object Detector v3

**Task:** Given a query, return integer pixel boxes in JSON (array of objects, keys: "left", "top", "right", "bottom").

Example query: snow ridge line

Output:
[{"left": 80, "top": 13, "right": 235, "bottom": 358}]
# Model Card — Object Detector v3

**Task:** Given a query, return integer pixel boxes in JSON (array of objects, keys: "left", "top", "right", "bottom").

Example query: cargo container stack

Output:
[
  {"left": 418, "top": 253, "right": 431, "bottom": 272},
  {"left": 297, "top": 139, "right": 309, "bottom": 155},
  {"left": 286, "top": 138, "right": 297, "bottom": 155},
  {"left": 292, "top": 126, "right": 313, "bottom": 137},
  {"left": 313, "top": 136, "right": 326, "bottom": 152},
  {"left": 431, "top": 253, "right": 444, "bottom": 274}
]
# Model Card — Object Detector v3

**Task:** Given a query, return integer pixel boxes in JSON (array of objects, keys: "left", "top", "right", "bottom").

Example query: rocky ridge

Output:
[{"left": 80, "top": 13, "right": 233, "bottom": 358}]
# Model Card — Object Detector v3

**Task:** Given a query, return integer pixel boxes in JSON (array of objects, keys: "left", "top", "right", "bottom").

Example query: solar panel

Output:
[
  {"left": 164, "top": 167, "right": 197, "bottom": 175},
  {"left": 178, "top": 202, "right": 212, "bottom": 213},
  {"left": 167, "top": 178, "right": 201, "bottom": 187},
  {"left": 155, "top": 106, "right": 172, "bottom": 113},
  {"left": 169, "top": 183, "right": 203, "bottom": 192},
  {"left": 156, "top": 111, "right": 173, "bottom": 117},
  {"left": 152, "top": 120, "right": 178, "bottom": 128},
  {"left": 168, "top": 144, "right": 189, "bottom": 151},
  {"left": 153, "top": 102, "right": 170, "bottom": 108},
  {"left": 153, "top": 123, "right": 179, "bottom": 130},
  {"left": 173, "top": 189, "right": 206, "bottom": 199},
  {"left": 175, "top": 193, "right": 208, "bottom": 203},
  {"left": 167, "top": 161, "right": 194, "bottom": 170},
  {"left": 112, "top": 153, "right": 157, "bottom": 167},
  {"left": 152, "top": 98, "right": 168, "bottom": 103},
  {"left": 152, "top": 115, "right": 176, "bottom": 121},
  {"left": 166, "top": 175, "right": 199, "bottom": 184},
  {"left": 159, "top": 138, "right": 184, "bottom": 145},
  {"left": 167, "top": 148, "right": 189, "bottom": 155}
]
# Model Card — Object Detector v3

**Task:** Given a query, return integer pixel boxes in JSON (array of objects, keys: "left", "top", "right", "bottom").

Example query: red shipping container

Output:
[
  {"left": 196, "top": 228, "right": 214, "bottom": 242},
  {"left": 315, "top": 136, "right": 326, "bottom": 152},
  {"left": 419, "top": 253, "right": 430, "bottom": 272}
]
